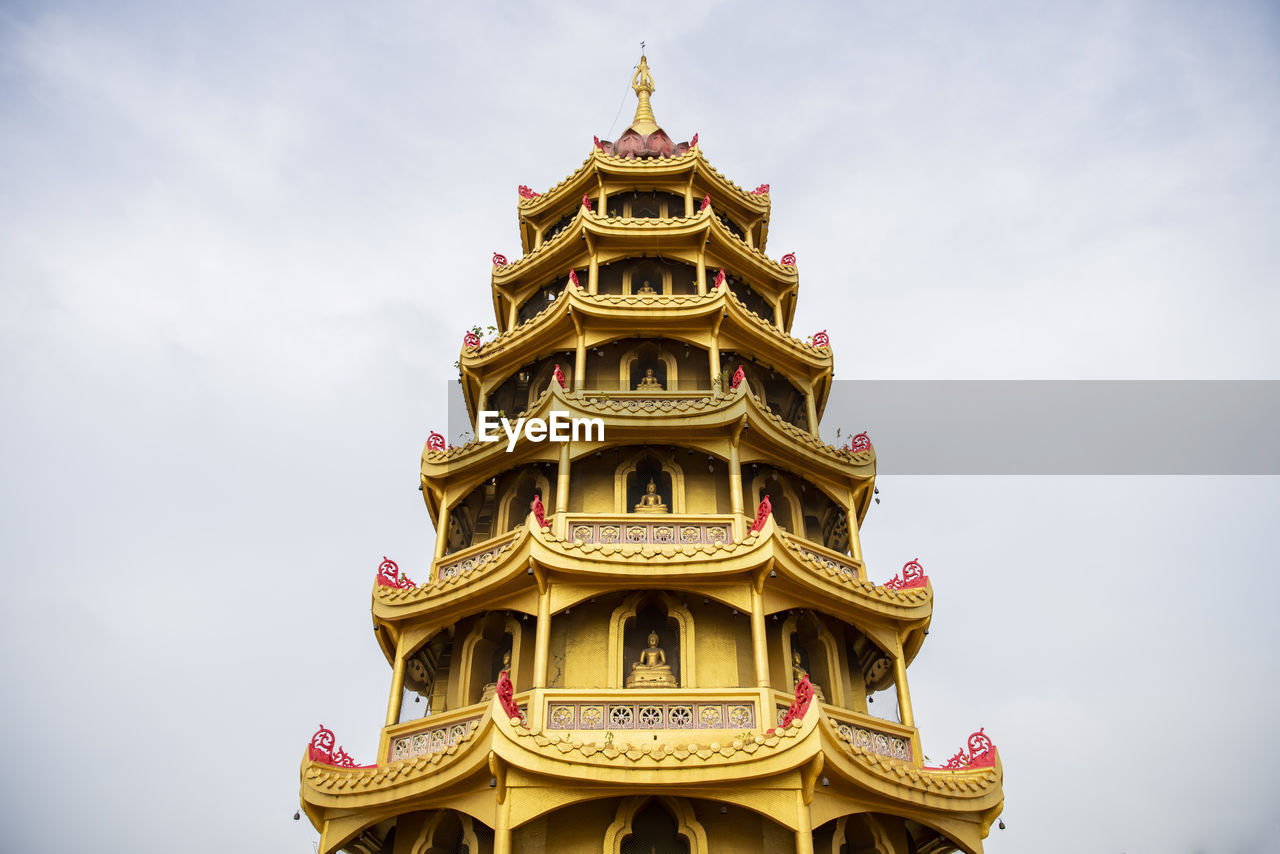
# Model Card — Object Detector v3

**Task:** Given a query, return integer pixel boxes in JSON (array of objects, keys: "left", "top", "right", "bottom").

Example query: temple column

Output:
[
  {"left": 434, "top": 495, "right": 450, "bottom": 560},
  {"left": 384, "top": 632, "right": 407, "bottom": 727},
  {"left": 773, "top": 298, "right": 785, "bottom": 328},
  {"left": 555, "top": 442, "right": 571, "bottom": 537},
  {"left": 587, "top": 235, "right": 599, "bottom": 294},
  {"left": 696, "top": 245, "right": 706, "bottom": 294},
  {"left": 533, "top": 582, "right": 551, "bottom": 689},
  {"left": 750, "top": 580, "right": 770, "bottom": 689},
  {"left": 728, "top": 425, "right": 744, "bottom": 516},
  {"left": 494, "top": 796, "right": 512, "bottom": 854},
  {"left": 794, "top": 790, "right": 814, "bottom": 854},
  {"left": 574, "top": 330, "right": 586, "bottom": 391},
  {"left": 893, "top": 634, "right": 915, "bottom": 728},
  {"left": 806, "top": 388, "right": 819, "bottom": 437}
]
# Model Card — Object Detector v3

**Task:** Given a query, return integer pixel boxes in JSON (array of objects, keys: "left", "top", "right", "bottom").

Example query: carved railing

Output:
[
  {"left": 781, "top": 533, "right": 866, "bottom": 582},
  {"left": 433, "top": 531, "right": 520, "bottom": 583},
  {"left": 823, "top": 705, "right": 917, "bottom": 764},
  {"left": 543, "top": 689, "right": 758, "bottom": 732},
  {"left": 384, "top": 692, "right": 531, "bottom": 763},
  {"left": 561, "top": 513, "right": 739, "bottom": 547}
]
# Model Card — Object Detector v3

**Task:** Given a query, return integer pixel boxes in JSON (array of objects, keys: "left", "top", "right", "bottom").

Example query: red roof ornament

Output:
[
  {"left": 751, "top": 183, "right": 770, "bottom": 195},
  {"left": 492, "top": 252, "right": 508, "bottom": 267},
  {"left": 426, "top": 431, "right": 446, "bottom": 452},
  {"left": 936, "top": 728, "right": 997, "bottom": 770},
  {"left": 730, "top": 365, "right": 745, "bottom": 390},
  {"left": 308, "top": 725, "right": 372, "bottom": 768},
  {"left": 517, "top": 185, "right": 540, "bottom": 199},
  {"left": 582, "top": 193, "right": 593, "bottom": 212},
  {"left": 714, "top": 269, "right": 727, "bottom": 288},
  {"left": 781, "top": 252, "right": 796, "bottom": 267},
  {"left": 495, "top": 670, "right": 522, "bottom": 722},
  {"left": 376, "top": 556, "right": 415, "bottom": 590},
  {"left": 531, "top": 494, "right": 547, "bottom": 529},
  {"left": 700, "top": 194, "right": 711, "bottom": 211},
  {"left": 593, "top": 135, "right": 606, "bottom": 151},
  {"left": 773, "top": 673, "right": 815, "bottom": 732},
  {"left": 568, "top": 269, "right": 580, "bottom": 288},
  {"left": 811, "top": 330, "right": 830, "bottom": 348},
  {"left": 749, "top": 494, "right": 772, "bottom": 533},
  {"left": 552, "top": 364, "right": 566, "bottom": 389},
  {"left": 690, "top": 133, "right": 698, "bottom": 148},
  {"left": 463, "top": 330, "right": 481, "bottom": 349},
  {"left": 885, "top": 558, "right": 928, "bottom": 591},
  {"left": 848, "top": 431, "right": 871, "bottom": 453}
]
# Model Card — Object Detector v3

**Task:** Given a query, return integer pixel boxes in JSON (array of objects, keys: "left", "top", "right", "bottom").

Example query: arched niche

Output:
[
  {"left": 614, "top": 449, "right": 685, "bottom": 514},
  {"left": 400, "top": 629, "right": 455, "bottom": 719},
  {"left": 608, "top": 592, "right": 695, "bottom": 688},
  {"left": 496, "top": 468, "right": 551, "bottom": 533},
  {"left": 749, "top": 471, "right": 804, "bottom": 535},
  {"left": 457, "top": 611, "right": 527, "bottom": 706},
  {"left": 618, "top": 341, "right": 679, "bottom": 391},
  {"left": 778, "top": 611, "right": 843, "bottom": 707},
  {"left": 603, "top": 796, "right": 707, "bottom": 854},
  {"left": 410, "top": 809, "right": 486, "bottom": 854}
]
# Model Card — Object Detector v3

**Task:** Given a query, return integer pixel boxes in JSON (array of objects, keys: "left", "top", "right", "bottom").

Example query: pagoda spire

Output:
[{"left": 628, "top": 54, "right": 660, "bottom": 136}]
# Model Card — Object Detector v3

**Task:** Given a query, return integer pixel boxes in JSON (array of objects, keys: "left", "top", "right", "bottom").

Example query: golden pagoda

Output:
[{"left": 299, "top": 55, "right": 1005, "bottom": 854}]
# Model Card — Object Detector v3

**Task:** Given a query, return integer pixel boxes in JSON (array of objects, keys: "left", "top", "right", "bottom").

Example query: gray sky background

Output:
[{"left": 2, "top": 2, "right": 1278, "bottom": 852}]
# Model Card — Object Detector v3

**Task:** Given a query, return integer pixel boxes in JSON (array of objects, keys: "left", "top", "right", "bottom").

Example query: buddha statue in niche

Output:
[
  {"left": 625, "top": 630, "right": 677, "bottom": 688},
  {"left": 636, "top": 278, "right": 657, "bottom": 295},
  {"left": 635, "top": 367, "right": 664, "bottom": 390},
  {"left": 791, "top": 648, "right": 826, "bottom": 702},
  {"left": 633, "top": 478, "right": 669, "bottom": 513},
  {"left": 479, "top": 649, "right": 511, "bottom": 703}
]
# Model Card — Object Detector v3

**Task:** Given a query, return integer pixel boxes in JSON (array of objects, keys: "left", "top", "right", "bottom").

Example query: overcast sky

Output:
[{"left": 2, "top": 2, "right": 1278, "bottom": 852}]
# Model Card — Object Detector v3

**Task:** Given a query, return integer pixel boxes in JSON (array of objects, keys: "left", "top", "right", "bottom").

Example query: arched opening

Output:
[
  {"left": 627, "top": 453, "right": 674, "bottom": 514},
  {"left": 623, "top": 601, "right": 681, "bottom": 688},
  {"left": 596, "top": 258, "right": 699, "bottom": 296},
  {"left": 446, "top": 462, "right": 557, "bottom": 554},
  {"left": 399, "top": 629, "right": 454, "bottom": 720},
  {"left": 606, "top": 190, "right": 686, "bottom": 219},
  {"left": 621, "top": 801, "right": 690, "bottom": 854}
]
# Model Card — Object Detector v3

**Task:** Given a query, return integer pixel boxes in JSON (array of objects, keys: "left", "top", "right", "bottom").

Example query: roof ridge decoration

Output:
[
  {"left": 308, "top": 725, "right": 374, "bottom": 769},
  {"left": 594, "top": 55, "right": 695, "bottom": 160},
  {"left": 884, "top": 559, "right": 928, "bottom": 591},
  {"left": 930, "top": 729, "right": 997, "bottom": 771},
  {"left": 375, "top": 557, "right": 416, "bottom": 590}
]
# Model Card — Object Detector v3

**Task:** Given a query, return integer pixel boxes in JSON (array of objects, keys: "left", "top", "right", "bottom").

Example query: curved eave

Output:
[
  {"left": 815, "top": 715, "right": 1005, "bottom": 854},
  {"left": 516, "top": 149, "right": 771, "bottom": 253},
  {"left": 460, "top": 288, "right": 832, "bottom": 422},
  {"left": 372, "top": 518, "right": 929, "bottom": 646},
  {"left": 423, "top": 382, "right": 872, "bottom": 505},
  {"left": 493, "top": 209, "right": 797, "bottom": 331}
]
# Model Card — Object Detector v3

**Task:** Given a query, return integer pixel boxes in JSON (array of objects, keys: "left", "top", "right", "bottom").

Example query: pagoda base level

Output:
[{"left": 324, "top": 798, "right": 974, "bottom": 854}]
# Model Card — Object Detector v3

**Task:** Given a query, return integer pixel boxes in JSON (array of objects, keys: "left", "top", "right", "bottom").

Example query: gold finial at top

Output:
[{"left": 629, "top": 55, "right": 660, "bottom": 136}]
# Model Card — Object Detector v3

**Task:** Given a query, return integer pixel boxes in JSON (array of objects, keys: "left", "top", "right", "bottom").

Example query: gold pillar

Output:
[
  {"left": 588, "top": 252, "right": 599, "bottom": 295},
  {"left": 750, "top": 581, "right": 770, "bottom": 689},
  {"left": 533, "top": 583, "right": 551, "bottom": 689},
  {"left": 684, "top": 186, "right": 693, "bottom": 217},
  {"left": 494, "top": 795, "right": 512, "bottom": 854},
  {"left": 794, "top": 790, "right": 814, "bottom": 854},
  {"left": 434, "top": 495, "right": 449, "bottom": 560},
  {"left": 556, "top": 442, "right": 570, "bottom": 515},
  {"left": 773, "top": 298, "right": 785, "bottom": 328},
  {"left": 728, "top": 425, "right": 744, "bottom": 516},
  {"left": 533, "top": 226, "right": 542, "bottom": 250},
  {"left": 696, "top": 246, "right": 706, "bottom": 294},
  {"left": 806, "top": 389, "right": 819, "bottom": 437},
  {"left": 575, "top": 333, "right": 586, "bottom": 391},
  {"left": 846, "top": 497, "right": 863, "bottom": 565},
  {"left": 894, "top": 635, "right": 915, "bottom": 728},
  {"left": 384, "top": 632, "right": 407, "bottom": 727}
]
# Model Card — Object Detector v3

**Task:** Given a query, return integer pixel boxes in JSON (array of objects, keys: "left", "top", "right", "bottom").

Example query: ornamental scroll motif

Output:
[
  {"left": 937, "top": 728, "right": 996, "bottom": 770},
  {"left": 495, "top": 670, "right": 522, "bottom": 722},
  {"left": 552, "top": 364, "right": 567, "bottom": 389},
  {"left": 426, "top": 431, "right": 446, "bottom": 452},
  {"left": 308, "top": 725, "right": 371, "bottom": 768},
  {"left": 690, "top": 133, "right": 698, "bottom": 148},
  {"left": 811, "top": 330, "right": 830, "bottom": 348},
  {"left": 700, "top": 194, "right": 711, "bottom": 211},
  {"left": 594, "top": 135, "right": 606, "bottom": 151},
  {"left": 517, "top": 185, "right": 540, "bottom": 199},
  {"left": 492, "top": 252, "right": 508, "bottom": 267},
  {"left": 749, "top": 495, "right": 772, "bottom": 533},
  {"left": 531, "top": 494, "right": 547, "bottom": 529},
  {"left": 568, "top": 269, "right": 580, "bottom": 288},
  {"left": 848, "top": 431, "right": 871, "bottom": 453},
  {"left": 773, "top": 674, "right": 814, "bottom": 732},
  {"left": 730, "top": 365, "right": 745, "bottom": 390},
  {"left": 376, "top": 556, "right": 415, "bottom": 590},
  {"left": 885, "top": 558, "right": 928, "bottom": 591},
  {"left": 462, "top": 330, "right": 481, "bottom": 349},
  {"left": 582, "top": 193, "right": 593, "bottom": 212},
  {"left": 751, "top": 183, "right": 770, "bottom": 195},
  {"left": 714, "top": 269, "right": 726, "bottom": 288},
  {"left": 781, "top": 252, "right": 796, "bottom": 267}
]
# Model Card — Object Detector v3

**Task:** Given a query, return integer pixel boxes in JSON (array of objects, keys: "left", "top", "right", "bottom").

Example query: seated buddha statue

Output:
[
  {"left": 625, "top": 630, "right": 677, "bottom": 688},
  {"left": 633, "top": 478, "right": 669, "bottom": 513},
  {"left": 635, "top": 368, "right": 664, "bottom": 390},
  {"left": 479, "top": 649, "right": 511, "bottom": 703},
  {"left": 791, "top": 649, "right": 826, "bottom": 702},
  {"left": 636, "top": 278, "right": 657, "bottom": 295}
]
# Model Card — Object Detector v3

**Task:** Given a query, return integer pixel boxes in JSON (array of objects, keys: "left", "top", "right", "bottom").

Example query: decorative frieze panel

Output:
[
  {"left": 388, "top": 716, "right": 481, "bottom": 762},
  {"left": 546, "top": 700, "right": 755, "bottom": 731},
  {"left": 832, "top": 721, "right": 913, "bottom": 762},
  {"left": 435, "top": 535, "right": 516, "bottom": 582},
  {"left": 568, "top": 520, "right": 730, "bottom": 547},
  {"left": 791, "top": 544, "right": 859, "bottom": 579}
]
